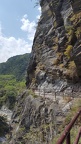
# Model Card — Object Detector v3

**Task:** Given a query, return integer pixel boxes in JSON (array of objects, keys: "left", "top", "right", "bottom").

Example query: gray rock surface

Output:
[
  {"left": 9, "top": 90, "right": 63, "bottom": 144},
  {"left": 0, "top": 106, "right": 12, "bottom": 123},
  {"left": 26, "top": 0, "right": 81, "bottom": 91}
]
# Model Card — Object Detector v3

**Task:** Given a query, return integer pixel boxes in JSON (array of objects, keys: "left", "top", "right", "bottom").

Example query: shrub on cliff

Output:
[
  {"left": 66, "top": 61, "right": 78, "bottom": 81},
  {"left": 64, "top": 45, "right": 73, "bottom": 59},
  {"left": 75, "top": 27, "right": 81, "bottom": 38}
]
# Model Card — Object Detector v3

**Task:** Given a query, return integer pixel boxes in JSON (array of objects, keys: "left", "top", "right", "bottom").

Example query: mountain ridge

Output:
[{"left": 0, "top": 53, "right": 30, "bottom": 81}]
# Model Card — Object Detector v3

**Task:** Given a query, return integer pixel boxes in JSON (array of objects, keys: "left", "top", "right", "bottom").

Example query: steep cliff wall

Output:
[
  {"left": 26, "top": 0, "right": 81, "bottom": 93},
  {"left": 7, "top": 1, "right": 81, "bottom": 144}
]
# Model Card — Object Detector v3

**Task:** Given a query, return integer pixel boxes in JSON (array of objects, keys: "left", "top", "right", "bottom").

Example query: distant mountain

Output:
[{"left": 0, "top": 53, "right": 30, "bottom": 81}]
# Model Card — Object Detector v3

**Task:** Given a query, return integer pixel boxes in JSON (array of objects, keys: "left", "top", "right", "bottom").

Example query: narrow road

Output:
[
  {"left": 34, "top": 89, "right": 73, "bottom": 113},
  {"left": 35, "top": 90, "right": 56, "bottom": 101}
]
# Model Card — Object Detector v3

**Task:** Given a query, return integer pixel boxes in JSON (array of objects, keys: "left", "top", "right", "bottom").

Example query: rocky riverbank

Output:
[
  {"left": 0, "top": 106, "right": 12, "bottom": 144},
  {"left": 0, "top": 106, "right": 12, "bottom": 123}
]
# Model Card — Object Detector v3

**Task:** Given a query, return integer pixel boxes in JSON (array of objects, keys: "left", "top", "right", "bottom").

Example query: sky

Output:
[{"left": 0, "top": 0, "right": 41, "bottom": 63}]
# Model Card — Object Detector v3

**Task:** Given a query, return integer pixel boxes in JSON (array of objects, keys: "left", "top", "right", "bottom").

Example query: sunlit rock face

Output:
[{"left": 26, "top": 0, "right": 81, "bottom": 90}]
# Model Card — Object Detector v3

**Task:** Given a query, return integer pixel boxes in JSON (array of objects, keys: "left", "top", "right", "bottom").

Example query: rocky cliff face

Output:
[
  {"left": 26, "top": 0, "right": 81, "bottom": 92},
  {"left": 8, "top": 0, "right": 81, "bottom": 144},
  {"left": 8, "top": 90, "right": 63, "bottom": 144}
]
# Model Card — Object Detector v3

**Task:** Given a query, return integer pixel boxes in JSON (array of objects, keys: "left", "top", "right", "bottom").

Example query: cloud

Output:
[
  {"left": 0, "top": 23, "right": 3, "bottom": 36},
  {"left": 20, "top": 14, "right": 36, "bottom": 41},
  {"left": 20, "top": 6, "right": 41, "bottom": 40},
  {"left": 38, "top": 7, "right": 41, "bottom": 13},
  {"left": 0, "top": 6, "right": 42, "bottom": 63},
  {"left": 36, "top": 15, "right": 40, "bottom": 20},
  {"left": 0, "top": 26, "right": 32, "bottom": 63},
  {"left": 36, "top": 6, "right": 41, "bottom": 20}
]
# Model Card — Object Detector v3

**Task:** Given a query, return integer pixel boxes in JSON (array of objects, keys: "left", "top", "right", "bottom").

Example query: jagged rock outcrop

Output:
[
  {"left": 8, "top": 90, "right": 62, "bottom": 144},
  {"left": 26, "top": 0, "right": 81, "bottom": 91},
  {"left": 8, "top": 0, "right": 81, "bottom": 144}
]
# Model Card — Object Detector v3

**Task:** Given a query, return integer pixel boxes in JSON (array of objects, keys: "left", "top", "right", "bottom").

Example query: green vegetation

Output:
[
  {"left": 0, "top": 53, "right": 30, "bottom": 81},
  {"left": 54, "top": 21, "right": 57, "bottom": 28},
  {"left": 0, "top": 54, "right": 30, "bottom": 109},
  {"left": 47, "top": 9, "right": 52, "bottom": 17},
  {"left": 23, "top": 123, "right": 54, "bottom": 144},
  {"left": 27, "top": 89, "right": 38, "bottom": 98},
  {"left": 70, "top": 12, "right": 81, "bottom": 26},
  {"left": 64, "top": 45, "right": 73, "bottom": 59},
  {"left": 75, "top": 27, "right": 81, "bottom": 38},
  {"left": 0, "top": 75, "right": 26, "bottom": 109},
  {"left": 66, "top": 61, "right": 78, "bottom": 80}
]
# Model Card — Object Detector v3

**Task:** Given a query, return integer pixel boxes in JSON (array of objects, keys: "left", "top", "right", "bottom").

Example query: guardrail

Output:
[
  {"left": 32, "top": 87, "right": 80, "bottom": 102},
  {"left": 56, "top": 109, "right": 81, "bottom": 144}
]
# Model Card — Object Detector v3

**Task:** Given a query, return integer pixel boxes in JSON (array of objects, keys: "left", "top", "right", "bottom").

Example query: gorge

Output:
[{"left": 3, "top": 0, "right": 81, "bottom": 143}]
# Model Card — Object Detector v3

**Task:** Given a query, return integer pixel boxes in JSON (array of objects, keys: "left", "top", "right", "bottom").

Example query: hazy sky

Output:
[{"left": 0, "top": 0, "right": 41, "bottom": 63}]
